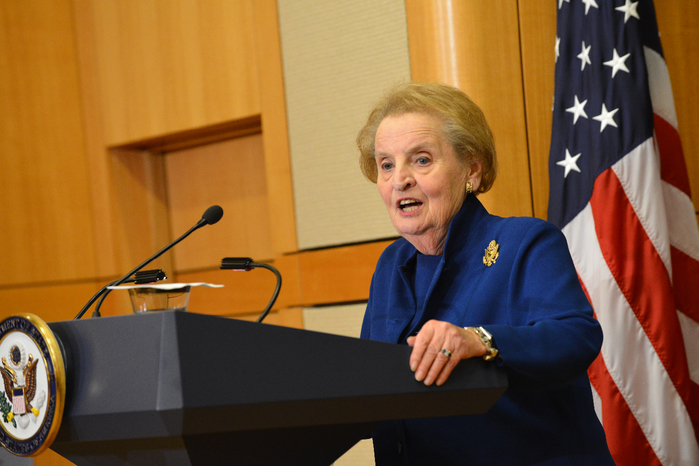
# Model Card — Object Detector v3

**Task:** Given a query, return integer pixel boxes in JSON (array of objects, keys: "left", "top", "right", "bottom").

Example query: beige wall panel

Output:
[
  {"left": 277, "top": 0, "right": 409, "bottom": 250},
  {"left": 86, "top": 0, "right": 260, "bottom": 146},
  {"left": 165, "top": 135, "right": 274, "bottom": 272},
  {"left": 303, "top": 302, "right": 365, "bottom": 338},
  {"left": 406, "top": 0, "right": 533, "bottom": 218},
  {"left": 655, "top": 2, "right": 699, "bottom": 213},
  {"left": 518, "top": 2, "right": 557, "bottom": 220},
  {"left": 0, "top": 0, "right": 97, "bottom": 285}
]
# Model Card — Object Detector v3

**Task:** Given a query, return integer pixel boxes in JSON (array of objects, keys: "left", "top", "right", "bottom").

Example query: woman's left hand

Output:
[{"left": 407, "top": 320, "right": 486, "bottom": 386}]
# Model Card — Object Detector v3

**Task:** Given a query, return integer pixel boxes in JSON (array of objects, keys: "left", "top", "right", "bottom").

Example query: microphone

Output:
[
  {"left": 221, "top": 257, "right": 281, "bottom": 323},
  {"left": 74, "top": 205, "right": 224, "bottom": 319}
]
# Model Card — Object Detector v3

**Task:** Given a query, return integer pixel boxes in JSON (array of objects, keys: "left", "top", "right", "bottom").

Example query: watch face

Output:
[
  {"left": 0, "top": 314, "right": 66, "bottom": 457},
  {"left": 478, "top": 326, "right": 493, "bottom": 341}
]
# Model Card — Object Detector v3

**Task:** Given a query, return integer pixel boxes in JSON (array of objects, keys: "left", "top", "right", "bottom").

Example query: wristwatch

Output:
[{"left": 466, "top": 326, "right": 499, "bottom": 361}]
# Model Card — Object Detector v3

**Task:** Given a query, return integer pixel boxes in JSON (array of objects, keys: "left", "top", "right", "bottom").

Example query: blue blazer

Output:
[{"left": 361, "top": 195, "right": 614, "bottom": 465}]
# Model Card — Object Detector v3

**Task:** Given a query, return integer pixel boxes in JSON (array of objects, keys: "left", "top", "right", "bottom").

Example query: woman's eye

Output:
[
  {"left": 416, "top": 157, "right": 430, "bottom": 165},
  {"left": 380, "top": 161, "right": 394, "bottom": 171}
]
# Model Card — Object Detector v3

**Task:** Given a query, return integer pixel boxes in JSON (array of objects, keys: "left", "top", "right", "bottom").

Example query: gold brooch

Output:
[{"left": 483, "top": 240, "right": 499, "bottom": 267}]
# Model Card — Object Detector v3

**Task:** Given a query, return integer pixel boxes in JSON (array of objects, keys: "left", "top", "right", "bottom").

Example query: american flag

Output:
[{"left": 548, "top": 0, "right": 699, "bottom": 464}]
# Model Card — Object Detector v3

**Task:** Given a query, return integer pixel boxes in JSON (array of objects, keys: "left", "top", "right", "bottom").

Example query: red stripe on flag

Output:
[
  {"left": 580, "top": 267, "right": 661, "bottom": 464},
  {"left": 655, "top": 114, "right": 691, "bottom": 197},
  {"left": 588, "top": 355, "right": 662, "bottom": 466},
  {"left": 589, "top": 168, "right": 699, "bottom": 433},
  {"left": 671, "top": 246, "right": 699, "bottom": 324},
  {"left": 670, "top": 246, "right": 699, "bottom": 443}
]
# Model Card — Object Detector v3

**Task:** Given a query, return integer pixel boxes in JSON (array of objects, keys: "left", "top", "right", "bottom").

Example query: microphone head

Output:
[{"left": 202, "top": 205, "right": 224, "bottom": 225}]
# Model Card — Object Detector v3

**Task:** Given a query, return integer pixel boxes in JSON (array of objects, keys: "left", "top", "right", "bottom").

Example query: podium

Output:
[{"left": 46, "top": 312, "right": 507, "bottom": 465}]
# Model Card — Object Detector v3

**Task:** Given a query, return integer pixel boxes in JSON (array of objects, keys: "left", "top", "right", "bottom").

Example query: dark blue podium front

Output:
[{"left": 47, "top": 311, "right": 506, "bottom": 465}]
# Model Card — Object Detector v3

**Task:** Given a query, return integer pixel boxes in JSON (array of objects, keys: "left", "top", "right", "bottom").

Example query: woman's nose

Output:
[{"left": 393, "top": 165, "right": 415, "bottom": 191}]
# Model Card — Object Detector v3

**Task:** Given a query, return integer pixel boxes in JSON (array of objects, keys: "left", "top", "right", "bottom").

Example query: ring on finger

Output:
[{"left": 440, "top": 348, "right": 452, "bottom": 358}]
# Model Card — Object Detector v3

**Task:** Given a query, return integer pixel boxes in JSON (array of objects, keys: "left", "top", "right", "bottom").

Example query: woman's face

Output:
[{"left": 374, "top": 112, "right": 481, "bottom": 254}]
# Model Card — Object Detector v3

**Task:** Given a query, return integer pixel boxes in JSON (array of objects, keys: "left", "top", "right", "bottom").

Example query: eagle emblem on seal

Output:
[{"left": 0, "top": 342, "right": 44, "bottom": 428}]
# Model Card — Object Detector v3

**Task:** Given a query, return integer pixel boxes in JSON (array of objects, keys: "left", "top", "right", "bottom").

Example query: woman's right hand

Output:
[{"left": 407, "top": 320, "right": 487, "bottom": 386}]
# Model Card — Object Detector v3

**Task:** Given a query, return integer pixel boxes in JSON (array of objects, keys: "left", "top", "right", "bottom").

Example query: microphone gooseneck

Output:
[
  {"left": 221, "top": 257, "right": 281, "bottom": 323},
  {"left": 74, "top": 205, "right": 224, "bottom": 319}
]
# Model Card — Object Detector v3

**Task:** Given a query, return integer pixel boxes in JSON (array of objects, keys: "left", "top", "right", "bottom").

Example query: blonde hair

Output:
[{"left": 357, "top": 82, "right": 497, "bottom": 193}]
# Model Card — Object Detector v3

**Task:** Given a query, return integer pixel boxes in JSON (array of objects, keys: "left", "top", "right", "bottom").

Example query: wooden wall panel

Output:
[
  {"left": 0, "top": 1, "right": 97, "bottom": 285},
  {"left": 252, "top": 0, "right": 298, "bottom": 255},
  {"left": 175, "top": 240, "right": 389, "bottom": 316},
  {"left": 296, "top": 241, "right": 390, "bottom": 306},
  {"left": 85, "top": 0, "right": 260, "bottom": 146},
  {"left": 72, "top": 0, "right": 267, "bottom": 281},
  {"left": 0, "top": 281, "right": 106, "bottom": 323},
  {"left": 176, "top": 252, "right": 301, "bottom": 316},
  {"left": 405, "top": 0, "right": 533, "bottom": 218},
  {"left": 655, "top": 1, "right": 699, "bottom": 213},
  {"left": 72, "top": 0, "right": 123, "bottom": 279},
  {"left": 107, "top": 148, "right": 173, "bottom": 274},
  {"left": 165, "top": 134, "right": 274, "bottom": 271},
  {"left": 36, "top": 448, "right": 74, "bottom": 466},
  {"left": 518, "top": 2, "right": 557, "bottom": 220}
]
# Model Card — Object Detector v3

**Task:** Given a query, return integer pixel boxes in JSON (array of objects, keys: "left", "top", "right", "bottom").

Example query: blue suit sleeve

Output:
[{"left": 485, "top": 222, "right": 602, "bottom": 390}]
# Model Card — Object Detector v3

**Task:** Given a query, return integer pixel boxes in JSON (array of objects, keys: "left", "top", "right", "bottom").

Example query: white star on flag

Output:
[
  {"left": 555, "top": 36, "right": 561, "bottom": 63},
  {"left": 581, "top": 0, "right": 599, "bottom": 15},
  {"left": 604, "top": 49, "right": 631, "bottom": 78},
  {"left": 566, "top": 95, "right": 588, "bottom": 124},
  {"left": 593, "top": 103, "right": 619, "bottom": 132},
  {"left": 616, "top": 0, "right": 640, "bottom": 23},
  {"left": 556, "top": 149, "right": 582, "bottom": 178},
  {"left": 578, "top": 41, "right": 592, "bottom": 71},
  {"left": 558, "top": 0, "right": 570, "bottom": 9}
]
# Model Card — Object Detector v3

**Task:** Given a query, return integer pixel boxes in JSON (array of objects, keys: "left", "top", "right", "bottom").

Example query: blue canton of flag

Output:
[{"left": 548, "top": 0, "right": 658, "bottom": 228}]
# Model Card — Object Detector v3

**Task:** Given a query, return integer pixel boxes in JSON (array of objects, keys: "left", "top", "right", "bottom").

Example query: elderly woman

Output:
[{"left": 357, "top": 83, "right": 614, "bottom": 465}]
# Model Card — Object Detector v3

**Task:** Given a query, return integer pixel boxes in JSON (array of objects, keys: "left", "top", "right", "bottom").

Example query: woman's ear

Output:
[{"left": 467, "top": 160, "right": 484, "bottom": 192}]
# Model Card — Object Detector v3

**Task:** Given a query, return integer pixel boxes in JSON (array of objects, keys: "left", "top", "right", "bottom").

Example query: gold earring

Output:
[{"left": 466, "top": 181, "right": 473, "bottom": 193}]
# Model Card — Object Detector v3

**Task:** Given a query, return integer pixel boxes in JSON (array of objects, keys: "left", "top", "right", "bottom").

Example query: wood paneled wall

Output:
[
  {"left": 406, "top": 0, "right": 534, "bottom": 218},
  {"left": 83, "top": 0, "right": 260, "bottom": 146},
  {"left": 0, "top": 1, "right": 97, "bottom": 286},
  {"left": 655, "top": 2, "right": 699, "bottom": 214},
  {"left": 1, "top": 2, "right": 697, "bottom": 464}
]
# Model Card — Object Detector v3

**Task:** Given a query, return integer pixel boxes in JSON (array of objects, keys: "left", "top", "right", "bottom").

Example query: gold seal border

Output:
[{"left": 0, "top": 313, "right": 66, "bottom": 457}]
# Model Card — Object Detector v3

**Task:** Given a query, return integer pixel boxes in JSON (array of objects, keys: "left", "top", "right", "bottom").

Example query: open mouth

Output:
[{"left": 399, "top": 199, "right": 422, "bottom": 213}]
